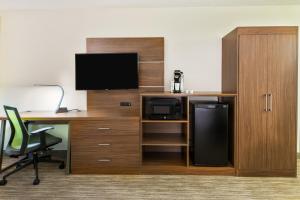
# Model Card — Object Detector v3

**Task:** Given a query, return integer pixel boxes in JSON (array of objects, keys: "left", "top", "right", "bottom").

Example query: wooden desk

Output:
[
  {"left": 0, "top": 111, "right": 139, "bottom": 121},
  {"left": 0, "top": 93, "right": 237, "bottom": 175},
  {"left": 0, "top": 111, "right": 139, "bottom": 174}
]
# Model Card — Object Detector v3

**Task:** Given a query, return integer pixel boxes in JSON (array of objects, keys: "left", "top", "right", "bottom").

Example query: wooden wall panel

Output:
[
  {"left": 87, "top": 90, "right": 140, "bottom": 116},
  {"left": 86, "top": 38, "right": 164, "bottom": 61},
  {"left": 139, "top": 62, "right": 164, "bottom": 87},
  {"left": 86, "top": 37, "right": 164, "bottom": 112}
]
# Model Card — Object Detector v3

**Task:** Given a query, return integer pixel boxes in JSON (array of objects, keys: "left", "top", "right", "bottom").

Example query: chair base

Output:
[
  {"left": 59, "top": 162, "right": 65, "bottom": 169},
  {"left": 0, "top": 179, "right": 7, "bottom": 186},
  {"left": 33, "top": 178, "right": 40, "bottom": 185},
  {"left": 0, "top": 152, "right": 64, "bottom": 186}
]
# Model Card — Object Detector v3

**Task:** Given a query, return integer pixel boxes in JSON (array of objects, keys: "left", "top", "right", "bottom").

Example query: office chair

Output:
[{"left": 0, "top": 105, "right": 65, "bottom": 186}]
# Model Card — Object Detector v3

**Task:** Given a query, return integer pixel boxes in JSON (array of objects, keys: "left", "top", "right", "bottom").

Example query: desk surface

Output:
[{"left": 0, "top": 111, "right": 139, "bottom": 121}]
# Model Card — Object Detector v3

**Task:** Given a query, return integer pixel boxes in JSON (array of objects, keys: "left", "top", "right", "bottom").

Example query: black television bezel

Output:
[{"left": 75, "top": 52, "right": 139, "bottom": 90}]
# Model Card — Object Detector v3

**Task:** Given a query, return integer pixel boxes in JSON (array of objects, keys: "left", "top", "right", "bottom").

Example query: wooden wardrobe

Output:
[{"left": 222, "top": 27, "right": 298, "bottom": 176}]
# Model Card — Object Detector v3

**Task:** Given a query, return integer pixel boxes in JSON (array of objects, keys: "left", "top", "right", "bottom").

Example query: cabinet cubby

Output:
[{"left": 140, "top": 92, "right": 236, "bottom": 174}]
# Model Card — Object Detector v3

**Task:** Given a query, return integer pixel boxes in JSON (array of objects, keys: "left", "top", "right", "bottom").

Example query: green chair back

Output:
[{"left": 3, "top": 106, "right": 29, "bottom": 154}]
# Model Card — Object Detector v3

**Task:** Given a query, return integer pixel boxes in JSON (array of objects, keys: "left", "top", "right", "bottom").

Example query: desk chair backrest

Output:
[{"left": 3, "top": 105, "right": 29, "bottom": 154}]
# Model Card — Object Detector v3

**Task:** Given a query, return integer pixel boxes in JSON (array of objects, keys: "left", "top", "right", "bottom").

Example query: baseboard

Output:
[{"left": 237, "top": 169, "right": 297, "bottom": 177}]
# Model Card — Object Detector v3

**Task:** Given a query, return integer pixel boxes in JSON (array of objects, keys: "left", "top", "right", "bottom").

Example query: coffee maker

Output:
[{"left": 171, "top": 70, "right": 184, "bottom": 93}]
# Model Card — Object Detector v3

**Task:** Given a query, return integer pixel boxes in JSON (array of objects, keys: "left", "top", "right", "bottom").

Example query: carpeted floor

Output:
[{"left": 0, "top": 158, "right": 299, "bottom": 200}]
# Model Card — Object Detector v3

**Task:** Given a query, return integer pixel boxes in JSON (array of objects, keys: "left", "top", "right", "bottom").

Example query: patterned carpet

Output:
[{"left": 0, "top": 159, "right": 299, "bottom": 200}]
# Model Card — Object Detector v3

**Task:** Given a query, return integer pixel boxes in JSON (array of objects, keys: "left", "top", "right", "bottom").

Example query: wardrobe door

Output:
[
  {"left": 266, "top": 34, "right": 297, "bottom": 171},
  {"left": 238, "top": 35, "right": 269, "bottom": 170}
]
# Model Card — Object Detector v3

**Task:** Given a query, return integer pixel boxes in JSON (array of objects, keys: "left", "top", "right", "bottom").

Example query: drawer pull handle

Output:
[
  {"left": 97, "top": 128, "right": 111, "bottom": 130},
  {"left": 98, "top": 143, "right": 111, "bottom": 146},
  {"left": 97, "top": 159, "right": 111, "bottom": 162}
]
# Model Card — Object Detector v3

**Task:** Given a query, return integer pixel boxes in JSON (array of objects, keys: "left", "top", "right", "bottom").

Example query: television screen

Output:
[{"left": 75, "top": 53, "right": 139, "bottom": 90}]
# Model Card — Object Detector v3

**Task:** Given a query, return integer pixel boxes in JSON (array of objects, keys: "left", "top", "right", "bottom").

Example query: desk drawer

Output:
[
  {"left": 71, "top": 135, "right": 139, "bottom": 155},
  {"left": 71, "top": 119, "right": 139, "bottom": 136},
  {"left": 72, "top": 153, "right": 139, "bottom": 165},
  {"left": 71, "top": 152, "right": 140, "bottom": 173},
  {"left": 71, "top": 119, "right": 140, "bottom": 174}
]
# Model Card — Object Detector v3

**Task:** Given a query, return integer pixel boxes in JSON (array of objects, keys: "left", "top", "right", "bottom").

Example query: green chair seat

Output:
[{"left": 5, "top": 133, "right": 62, "bottom": 156}]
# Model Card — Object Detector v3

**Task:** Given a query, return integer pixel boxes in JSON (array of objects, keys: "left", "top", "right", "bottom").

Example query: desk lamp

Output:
[{"left": 34, "top": 84, "right": 68, "bottom": 113}]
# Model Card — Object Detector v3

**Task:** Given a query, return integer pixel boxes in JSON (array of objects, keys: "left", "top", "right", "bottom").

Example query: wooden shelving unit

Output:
[
  {"left": 140, "top": 92, "right": 237, "bottom": 175},
  {"left": 141, "top": 151, "right": 235, "bottom": 175},
  {"left": 141, "top": 95, "right": 189, "bottom": 168},
  {"left": 142, "top": 133, "right": 187, "bottom": 146},
  {"left": 143, "top": 152, "right": 186, "bottom": 167}
]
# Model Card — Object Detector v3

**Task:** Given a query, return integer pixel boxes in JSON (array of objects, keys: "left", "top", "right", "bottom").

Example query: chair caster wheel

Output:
[
  {"left": 0, "top": 179, "right": 7, "bottom": 186},
  {"left": 59, "top": 162, "right": 65, "bottom": 169},
  {"left": 33, "top": 178, "right": 40, "bottom": 185}
]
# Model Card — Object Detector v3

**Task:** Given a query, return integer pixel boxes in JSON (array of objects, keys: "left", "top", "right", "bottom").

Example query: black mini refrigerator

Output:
[{"left": 191, "top": 102, "right": 229, "bottom": 166}]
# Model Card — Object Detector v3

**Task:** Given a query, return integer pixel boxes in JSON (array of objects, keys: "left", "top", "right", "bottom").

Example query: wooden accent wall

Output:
[
  {"left": 87, "top": 90, "right": 140, "bottom": 116},
  {"left": 86, "top": 37, "right": 164, "bottom": 90},
  {"left": 86, "top": 37, "right": 164, "bottom": 114}
]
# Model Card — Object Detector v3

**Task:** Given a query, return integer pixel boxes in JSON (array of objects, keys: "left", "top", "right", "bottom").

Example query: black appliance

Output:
[
  {"left": 172, "top": 70, "right": 184, "bottom": 93},
  {"left": 191, "top": 102, "right": 229, "bottom": 166},
  {"left": 75, "top": 53, "right": 138, "bottom": 90},
  {"left": 145, "top": 98, "right": 183, "bottom": 120}
]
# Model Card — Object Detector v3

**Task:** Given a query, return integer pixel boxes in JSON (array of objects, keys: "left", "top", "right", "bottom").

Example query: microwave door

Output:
[{"left": 152, "top": 105, "right": 171, "bottom": 115}]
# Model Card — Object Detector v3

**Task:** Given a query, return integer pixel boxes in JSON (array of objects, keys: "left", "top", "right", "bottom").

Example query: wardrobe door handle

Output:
[
  {"left": 97, "top": 159, "right": 111, "bottom": 162},
  {"left": 264, "top": 94, "right": 268, "bottom": 112},
  {"left": 97, "top": 127, "right": 111, "bottom": 130},
  {"left": 98, "top": 143, "right": 111, "bottom": 146},
  {"left": 268, "top": 93, "right": 273, "bottom": 112}
]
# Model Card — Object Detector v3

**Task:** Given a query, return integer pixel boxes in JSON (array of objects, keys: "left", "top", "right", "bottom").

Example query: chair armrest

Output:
[
  {"left": 30, "top": 127, "right": 54, "bottom": 135},
  {"left": 30, "top": 127, "right": 54, "bottom": 148}
]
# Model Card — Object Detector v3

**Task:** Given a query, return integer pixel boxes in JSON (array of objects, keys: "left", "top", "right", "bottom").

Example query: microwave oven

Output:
[{"left": 145, "top": 98, "right": 183, "bottom": 120}]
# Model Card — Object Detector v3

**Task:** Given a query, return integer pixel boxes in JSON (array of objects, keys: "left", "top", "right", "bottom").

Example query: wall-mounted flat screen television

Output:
[{"left": 75, "top": 53, "right": 138, "bottom": 90}]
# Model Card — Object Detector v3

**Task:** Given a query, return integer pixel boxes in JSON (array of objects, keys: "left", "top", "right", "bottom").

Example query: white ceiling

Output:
[{"left": 0, "top": 0, "right": 300, "bottom": 10}]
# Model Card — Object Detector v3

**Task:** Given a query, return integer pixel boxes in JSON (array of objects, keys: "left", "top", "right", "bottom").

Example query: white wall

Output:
[{"left": 0, "top": 6, "right": 299, "bottom": 151}]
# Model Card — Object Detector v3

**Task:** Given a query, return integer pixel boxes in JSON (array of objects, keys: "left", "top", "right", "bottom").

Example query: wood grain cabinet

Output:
[
  {"left": 71, "top": 119, "right": 140, "bottom": 174},
  {"left": 222, "top": 27, "right": 298, "bottom": 176}
]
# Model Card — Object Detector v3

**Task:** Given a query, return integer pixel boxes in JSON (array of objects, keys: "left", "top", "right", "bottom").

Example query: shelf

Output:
[
  {"left": 142, "top": 133, "right": 187, "bottom": 146},
  {"left": 140, "top": 91, "right": 237, "bottom": 97},
  {"left": 141, "top": 152, "right": 235, "bottom": 175},
  {"left": 142, "top": 152, "right": 186, "bottom": 167},
  {"left": 141, "top": 120, "right": 189, "bottom": 123}
]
